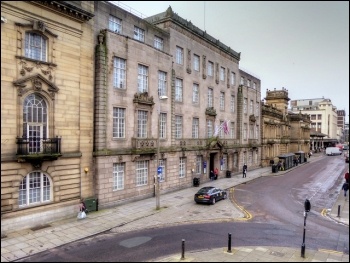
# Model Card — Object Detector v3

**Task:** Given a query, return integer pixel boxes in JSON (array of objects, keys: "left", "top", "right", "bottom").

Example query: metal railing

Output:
[{"left": 16, "top": 137, "right": 61, "bottom": 155}]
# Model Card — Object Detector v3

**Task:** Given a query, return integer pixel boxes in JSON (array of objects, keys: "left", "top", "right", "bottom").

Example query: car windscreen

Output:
[{"left": 197, "top": 188, "right": 212, "bottom": 194}]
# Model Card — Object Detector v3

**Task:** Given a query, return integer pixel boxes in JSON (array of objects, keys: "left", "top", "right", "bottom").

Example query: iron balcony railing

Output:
[{"left": 16, "top": 137, "right": 61, "bottom": 155}]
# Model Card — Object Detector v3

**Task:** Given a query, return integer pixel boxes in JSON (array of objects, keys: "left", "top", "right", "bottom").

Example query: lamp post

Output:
[
  {"left": 156, "top": 95, "right": 168, "bottom": 210},
  {"left": 299, "top": 120, "right": 303, "bottom": 151},
  {"left": 301, "top": 199, "right": 311, "bottom": 258}
]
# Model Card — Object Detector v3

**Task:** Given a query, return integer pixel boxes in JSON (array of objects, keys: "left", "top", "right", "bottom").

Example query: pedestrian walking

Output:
[
  {"left": 342, "top": 181, "right": 349, "bottom": 197},
  {"left": 345, "top": 171, "right": 349, "bottom": 183},
  {"left": 242, "top": 163, "right": 247, "bottom": 178}
]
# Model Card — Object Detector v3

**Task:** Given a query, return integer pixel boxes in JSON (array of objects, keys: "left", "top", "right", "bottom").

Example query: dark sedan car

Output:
[{"left": 194, "top": 186, "right": 227, "bottom": 205}]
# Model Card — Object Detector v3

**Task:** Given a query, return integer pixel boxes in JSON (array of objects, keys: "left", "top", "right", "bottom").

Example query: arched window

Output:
[
  {"left": 25, "top": 32, "right": 47, "bottom": 61},
  {"left": 19, "top": 172, "right": 51, "bottom": 206},
  {"left": 23, "top": 94, "right": 48, "bottom": 153}
]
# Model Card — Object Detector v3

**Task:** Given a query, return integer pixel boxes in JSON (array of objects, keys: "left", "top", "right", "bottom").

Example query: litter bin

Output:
[
  {"left": 84, "top": 197, "right": 98, "bottom": 212},
  {"left": 193, "top": 177, "right": 200, "bottom": 187},
  {"left": 272, "top": 164, "right": 277, "bottom": 173},
  {"left": 226, "top": 170, "right": 231, "bottom": 178}
]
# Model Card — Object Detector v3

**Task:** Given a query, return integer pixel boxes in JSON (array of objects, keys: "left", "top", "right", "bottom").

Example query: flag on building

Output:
[{"left": 223, "top": 120, "right": 230, "bottom": 135}]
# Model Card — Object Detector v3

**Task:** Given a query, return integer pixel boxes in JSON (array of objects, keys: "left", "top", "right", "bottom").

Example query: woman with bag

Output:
[{"left": 77, "top": 199, "right": 87, "bottom": 219}]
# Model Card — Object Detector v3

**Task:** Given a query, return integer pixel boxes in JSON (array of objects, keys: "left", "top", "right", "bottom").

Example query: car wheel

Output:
[{"left": 211, "top": 197, "right": 216, "bottom": 205}]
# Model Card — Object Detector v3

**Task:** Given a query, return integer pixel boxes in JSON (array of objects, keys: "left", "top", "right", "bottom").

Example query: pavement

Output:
[{"left": 1, "top": 152, "right": 348, "bottom": 262}]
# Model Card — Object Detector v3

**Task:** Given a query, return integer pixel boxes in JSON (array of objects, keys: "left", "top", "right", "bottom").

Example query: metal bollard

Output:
[
  {"left": 337, "top": 205, "right": 341, "bottom": 217},
  {"left": 181, "top": 239, "right": 185, "bottom": 260},
  {"left": 227, "top": 233, "right": 232, "bottom": 253}
]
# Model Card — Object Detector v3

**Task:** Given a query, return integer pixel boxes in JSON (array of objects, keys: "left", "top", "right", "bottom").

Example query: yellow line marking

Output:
[
  {"left": 318, "top": 248, "right": 344, "bottom": 255},
  {"left": 230, "top": 188, "right": 252, "bottom": 220}
]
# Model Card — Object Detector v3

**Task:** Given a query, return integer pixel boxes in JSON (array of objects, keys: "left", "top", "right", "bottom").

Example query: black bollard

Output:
[
  {"left": 227, "top": 233, "right": 232, "bottom": 253},
  {"left": 181, "top": 239, "right": 185, "bottom": 260},
  {"left": 337, "top": 205, "right": 341, "bottom": 217}
]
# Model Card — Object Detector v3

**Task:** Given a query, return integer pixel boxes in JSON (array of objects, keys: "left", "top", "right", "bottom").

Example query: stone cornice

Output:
[{"left": 30, "top": 1, "right": 94, "bottom": 22}]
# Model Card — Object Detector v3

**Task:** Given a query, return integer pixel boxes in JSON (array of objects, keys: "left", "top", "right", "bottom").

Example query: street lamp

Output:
[{"left": 156, "top": 95, "right": 168, "bottom": 210}]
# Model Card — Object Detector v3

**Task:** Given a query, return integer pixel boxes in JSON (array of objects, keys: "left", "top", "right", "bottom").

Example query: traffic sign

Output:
[{"left": 157, "top": 166, "right": 162, "bottom": 174}]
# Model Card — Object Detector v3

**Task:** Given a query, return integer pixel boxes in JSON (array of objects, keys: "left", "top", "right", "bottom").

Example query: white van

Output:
[{"left": 325, "top": 147, "right": 342, "bottom": 156}]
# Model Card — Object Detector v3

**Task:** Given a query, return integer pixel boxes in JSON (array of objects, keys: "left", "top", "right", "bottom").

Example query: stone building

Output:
[
  {"left": 93, "top": 2, "right": 262, "bottom": 209},
  {"left": 1, "top": 1, "right": 94, "bottom": 233},
  {"left": 290, "top": 98, "right": 338, "bottom": 147},
  {"left": 261, "top": 88, "right": 311, "bottom": 167}
]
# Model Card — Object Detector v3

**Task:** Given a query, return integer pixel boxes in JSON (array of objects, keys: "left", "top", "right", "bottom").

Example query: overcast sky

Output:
[{"left": 114, "top": 1, "right": 349, "bottom": 122}]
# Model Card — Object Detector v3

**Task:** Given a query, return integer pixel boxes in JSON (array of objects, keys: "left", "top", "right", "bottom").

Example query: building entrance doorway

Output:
[{"left": 209, "top": 152, "right": 217, "bottom": 174}]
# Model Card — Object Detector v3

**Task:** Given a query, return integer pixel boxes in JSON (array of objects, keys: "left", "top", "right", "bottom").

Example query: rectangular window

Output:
[
  {"left": 219, "top": 120, "right": 224, "bottom": 138},
  {"left": 311, "top": 115, "right": 316, "bottom": 120},
  {"left": 248, "top": 152, "right": 252, "bottom": 166},
  {"left": 243, "top": 123, "right": 247, "bottom": 139},
  {"left": 317, "top": 123, "right": 321, "bottom": 130},
  {"left": 255, "top": 125, "right": 259, "bottom": 139},
  {"left": 176, "top": 46, "right": 184, "bottom": 65},
  {"left": 193, "top": 54, "right": 200, "bottom": 71},
  {"left": 175, "top": 78, "right": 183, "bottom": 102},
  {"left": 195, "top": 156, "right": 202, "bottom": 175},
  {"left": 113, "top": 107, "right": 125, "bottom": 138},
  {"left": 208, "top": 88, "right": 213, "bottom": 107},
  {"left": 208, "top": 61, "right": 214, "bottom": 76},
  {"left": 109, "top": 15, "right": 122, "bottom": 33},
  {"left": 192, "top": 83, "right": 199, "bottom": 104},
  {"left": 25, "top": 32, "right": 47, "bottom": 61},
  {"left": 158, "top": 71, "right": 167, "bottom": 97},
  {"left": 134, "top": 26, "right": 145, "bottom": 42},
  {"left": 230, "top": 122, "right": 235, "bottom": 139},
  {"left": 175, "top": 115, "right": 182, "bottom": 138},
  {"left": 230, "top": 95, "right": 235, "bottom": 112},
  {"left": 160, "top": 113, "right": 167, "bottom": 139},
  {"left": 250, "top": 100, "right": 253, "bottom": 114},
  {"left": 317, "top": 114, "right": 322, "bottom": 120},
  {"left": 244, "top": 98, "right": 248, "bottom": 114},
  {"left": 249, "top": 124, "right": 254, "bottom": 139},
  {"left": 137, "top": 110, "right": 148, "bottom": 138},
  {"left": 136, "top": 160, "right": 148, "bottom": 186},
  {"left": 230, "top": 72, "right": 235, "bottom": 85},
  {"left": 220, "top": 67, "right": 225, "bottom": 81},
  {"left": 207, "top": 119, "right": 213, "bottom": 138},
  {"left": 192, "top": 118, "right": 199, "bottom": 138},
  {"left": 158, "top": 159, "right": 166, "bottom": 182},
  {"left": 253, "top": 82, "right": 257, "bottom": 89},
  {"left": 179, "top": 157, "right": 186, "bottom": 178},
  {"left": 154, "top": 36, "right": 163, "bottom": 50},
  {"left": 256, "top": 102, "right": 259, "bottom": 116},
  {"left": 138, "top": 64, "right": 148, "bottom": 93},
  {"left": 113, "top": 163, "right": 124, "bottom": 190},
  {"left": 247, "top": 79, "right": 251, "bottom": 87},
  {"left": 220, "top": 92, "right": 225, "bottom": 111},
  {"left": 113, "top": 57, "right": 126, "bottom": 89},
  {"left": 240, "top": 77, "right": 244, "bottom": 85}
]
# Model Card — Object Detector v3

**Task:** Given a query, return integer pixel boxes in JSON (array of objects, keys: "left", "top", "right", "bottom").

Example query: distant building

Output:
[
  {"left": 337, "top": 110, "right": 346, "bottom": 143},
  {"left": 290, "top": 98, "right": 338, "bottom": 147},
  {"left": 261, "top": 88, "right": 311, "bottom": 167}
]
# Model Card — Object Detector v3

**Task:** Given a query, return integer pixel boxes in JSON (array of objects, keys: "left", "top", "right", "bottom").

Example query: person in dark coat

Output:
[
  {"left": 242, "top": 163, "right": 247, "bottom": 178},
  {"left": 210, "top": 170, "right": 214, "bottom": 181},
  {"left": 342, "top": 181, "right": 349, "bottom": 197}
]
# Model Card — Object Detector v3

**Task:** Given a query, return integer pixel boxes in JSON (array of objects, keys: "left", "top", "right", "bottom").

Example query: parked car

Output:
[{"left": 194, "top": 186, "right": 227, "bottom": 205}]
